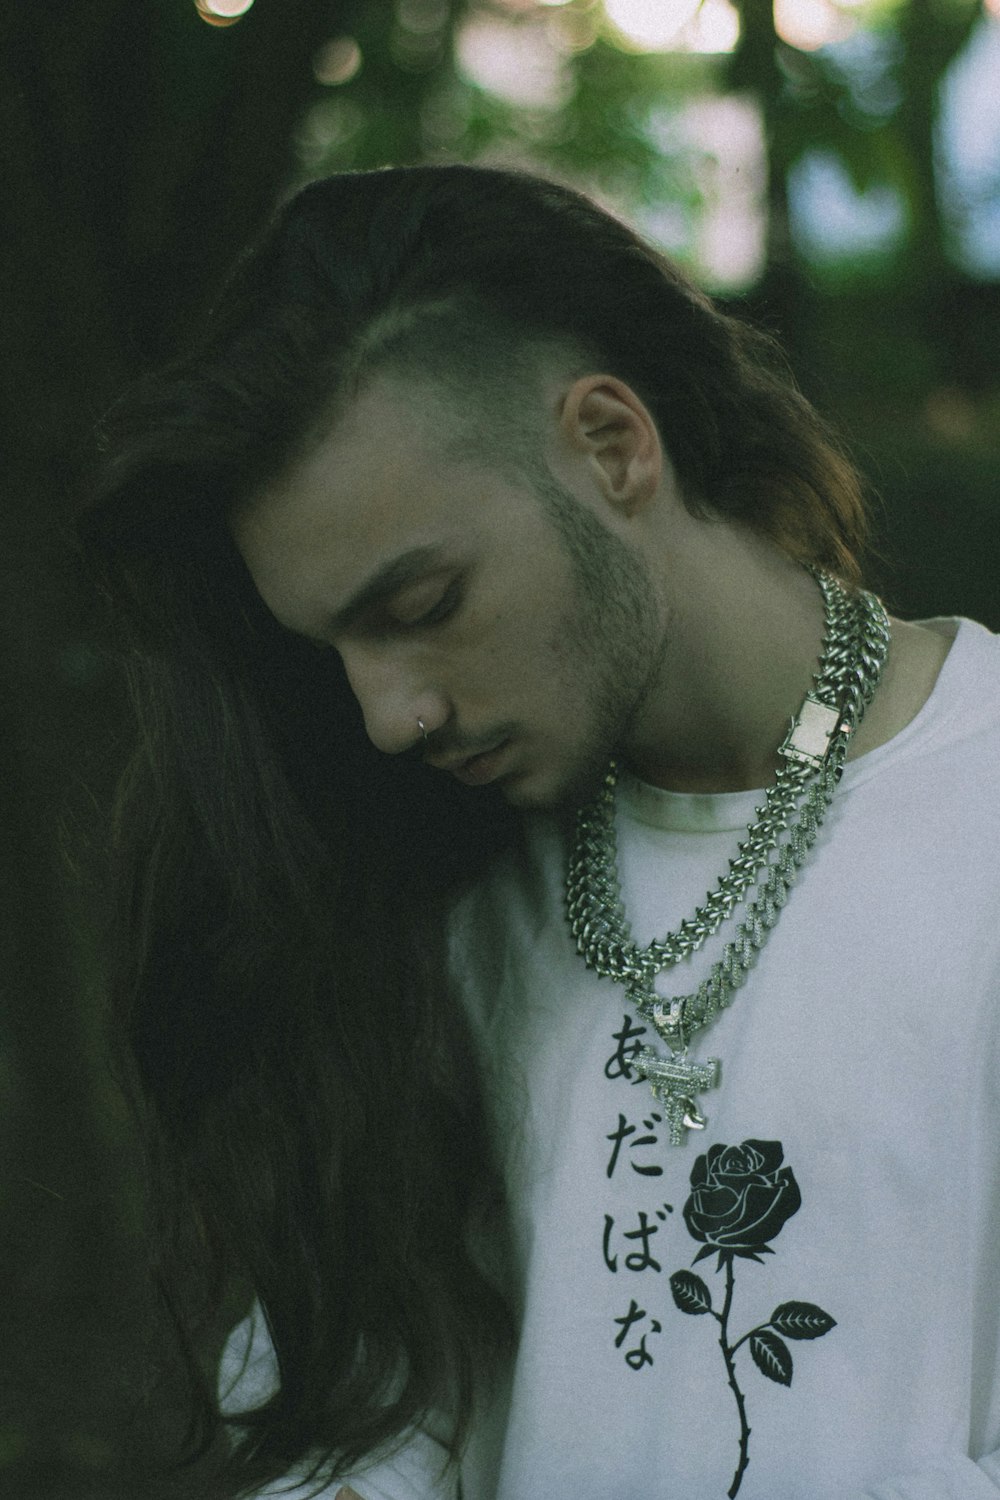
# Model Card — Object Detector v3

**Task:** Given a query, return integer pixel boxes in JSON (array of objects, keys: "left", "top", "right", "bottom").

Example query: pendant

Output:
[{"left": 632, "top": 1047, "right": 720, "bottom": 1147}]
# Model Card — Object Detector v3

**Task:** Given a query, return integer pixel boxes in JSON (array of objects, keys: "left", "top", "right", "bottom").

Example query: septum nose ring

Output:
[{"left": 417, "top": 718, "right": 427, "bottom": 743}]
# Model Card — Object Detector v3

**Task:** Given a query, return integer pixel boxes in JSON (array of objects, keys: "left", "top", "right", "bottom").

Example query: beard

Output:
[{"left": 509, "top": 470, "right": 667, "bottom": 812}]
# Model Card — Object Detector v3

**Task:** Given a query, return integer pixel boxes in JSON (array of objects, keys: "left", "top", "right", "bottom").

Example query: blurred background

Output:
[{"left": 1, "top": 0, "right": 997, "bottom": 1492}]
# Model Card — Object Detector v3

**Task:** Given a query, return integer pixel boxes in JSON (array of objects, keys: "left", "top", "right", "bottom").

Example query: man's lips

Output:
[{"left": 427, "top": 740, "right": 509, "bottom": 786}]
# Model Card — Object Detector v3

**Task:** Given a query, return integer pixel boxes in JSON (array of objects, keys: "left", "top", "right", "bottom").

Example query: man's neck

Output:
[
  {"left": 621, "top": 525, "right": 953, "bottom": 796},
  {"left": 622, "top": 529, "right": 834, "bottom": 795}
]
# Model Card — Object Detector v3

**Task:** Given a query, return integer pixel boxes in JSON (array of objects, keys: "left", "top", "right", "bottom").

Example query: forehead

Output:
[{"left": 228, "top": 378, "right": 543, "bottom": 637}]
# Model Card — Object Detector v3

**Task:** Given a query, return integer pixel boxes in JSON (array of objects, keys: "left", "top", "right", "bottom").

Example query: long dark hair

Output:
[{"left": 80, "top": 164, "right": 869, "bottom": 1496}]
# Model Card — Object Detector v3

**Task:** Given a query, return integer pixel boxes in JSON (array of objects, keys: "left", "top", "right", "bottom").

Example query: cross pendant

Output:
[{"left": 631, "top": 1046, "right": 720, "bottom": 1146}]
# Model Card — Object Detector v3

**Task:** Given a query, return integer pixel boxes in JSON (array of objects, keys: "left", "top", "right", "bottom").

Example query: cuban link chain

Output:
[{"left": 566, "top": 569, "right": 890, "bottom": 1145}]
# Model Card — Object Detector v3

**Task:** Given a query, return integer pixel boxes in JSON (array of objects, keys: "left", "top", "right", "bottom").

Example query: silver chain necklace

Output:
[{"left": 566, "top": 569, "right": 891, "bottom": 1145}]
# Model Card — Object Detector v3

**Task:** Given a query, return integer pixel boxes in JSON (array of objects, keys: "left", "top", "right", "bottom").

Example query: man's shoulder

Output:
[
  {"left": 847, "top": 615, "right": 995, "bottom": 764},
  {"left": 841, "top": 617, "right": 1000, "bottom": 823},
  {"left": 921, "top": 616, "right": 1000, "bottom": 744}
]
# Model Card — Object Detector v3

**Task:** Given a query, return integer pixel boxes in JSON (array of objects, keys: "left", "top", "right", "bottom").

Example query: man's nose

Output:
[{"left": 340, "top": 646, "right": 447, "bottom": 755}]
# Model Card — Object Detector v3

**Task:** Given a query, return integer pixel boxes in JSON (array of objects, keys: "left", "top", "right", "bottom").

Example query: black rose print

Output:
[
  {"left": 683, "top": 1139, "right": 801, "bottom": 1258},
  {"left": 670, "top": 1141, "right": 835, "bottom": 1498}
]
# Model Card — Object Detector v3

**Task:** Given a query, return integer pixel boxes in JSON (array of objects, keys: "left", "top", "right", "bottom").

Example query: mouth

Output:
[{"left": 428, "top": 740, "right": 510, "bottom": 787}]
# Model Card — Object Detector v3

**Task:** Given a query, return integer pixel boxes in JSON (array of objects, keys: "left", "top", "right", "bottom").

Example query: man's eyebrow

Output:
[{"left": 325, "top": 544, "right": 448, "bottom": 635}]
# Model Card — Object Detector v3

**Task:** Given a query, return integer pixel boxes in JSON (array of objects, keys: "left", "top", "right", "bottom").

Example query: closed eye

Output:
[
  {"left": 389, "top": 577, "right": 463, "bottom": 631},
  {"left": 414, "top": 578, "right": 462, "bottom": 627}
]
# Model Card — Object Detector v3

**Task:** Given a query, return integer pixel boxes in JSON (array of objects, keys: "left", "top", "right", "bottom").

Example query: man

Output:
[{"left": 83, "top": 165, "right": 1000, "bottom": 1500}]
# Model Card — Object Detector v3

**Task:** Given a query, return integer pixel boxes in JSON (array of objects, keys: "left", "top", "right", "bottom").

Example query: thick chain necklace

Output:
[{"left": 566, "top": 569, "right": 890, "bottom": 1145}]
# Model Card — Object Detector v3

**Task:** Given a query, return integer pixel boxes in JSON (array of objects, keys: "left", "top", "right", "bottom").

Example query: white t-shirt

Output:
[
  {"left": 223, "top": 617, "right": 1000, "bottom": 1499},
  {"left": 449, "top": 616, "right": 1000, "bottom": 1500}
]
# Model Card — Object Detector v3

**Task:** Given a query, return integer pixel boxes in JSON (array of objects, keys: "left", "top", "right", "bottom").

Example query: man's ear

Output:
[{"left": 559, "top": 375, "right": 662, "bottom": 515}]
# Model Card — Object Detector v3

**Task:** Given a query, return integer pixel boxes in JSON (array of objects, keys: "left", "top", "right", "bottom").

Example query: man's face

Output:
[{"left": 232, "top": 379, "right": 665, "bottom": 810}]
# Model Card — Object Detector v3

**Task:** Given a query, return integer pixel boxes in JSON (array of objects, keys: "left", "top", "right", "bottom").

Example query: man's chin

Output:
[{"left": 498, "top": 755, "right": 610, "bottom": 814}]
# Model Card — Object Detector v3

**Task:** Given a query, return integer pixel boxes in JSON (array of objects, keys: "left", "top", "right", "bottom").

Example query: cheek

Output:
[
  {"left": 468, "top": 600, "right": 540, "bottom": 667},
  {"left": 457, "top": 576, "right": 582, "bottom": 703}
]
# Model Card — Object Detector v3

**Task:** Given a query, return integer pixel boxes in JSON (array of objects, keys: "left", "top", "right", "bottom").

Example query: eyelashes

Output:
[
  {"left": 385, "top": 575, "right": 464, "bottom": 632},
  {"left": 412, "top": 578, "right": 463, "bottom": 628},
  {"left": 315, "top": 572, "right": 467, "bottom": 650}
]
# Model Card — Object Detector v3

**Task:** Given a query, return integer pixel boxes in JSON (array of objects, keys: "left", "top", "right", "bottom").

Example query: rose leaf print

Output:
[{"left": 669, "top": 1140, "right": 836, "bottom": 1498}]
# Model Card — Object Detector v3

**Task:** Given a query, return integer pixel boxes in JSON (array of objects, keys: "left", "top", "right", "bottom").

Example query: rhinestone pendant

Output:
[{"left": 632, "top": 1047, "right": 720, "bottom": 1146}]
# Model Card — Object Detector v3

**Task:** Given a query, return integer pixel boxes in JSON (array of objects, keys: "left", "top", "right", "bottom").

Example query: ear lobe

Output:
[{"left": 561, "top": 376, "right": 662, "bottom": 514}]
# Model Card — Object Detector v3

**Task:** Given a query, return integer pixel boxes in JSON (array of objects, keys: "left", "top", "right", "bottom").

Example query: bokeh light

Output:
[
  {"left": 773, "top": 0, "right": 856, "bottom": 50},
  {"left": 547, "top": 5, "right": 601, "bottom": 53},
  {"left": 194, "top": 0, "right": 254, "bottom": 26},
  {"left": 938, "top": 14, "right": 1000, "bottom": 277},
  {"left": 789, "top": 149, "right": 907, "bottom": 264},
  {"left": 456, "top": 13, "right": 570, "bottom": 107},
  {"left": 393, "top": 0, "right": 450, "bottom": 70},
  {"left": 604, "top": 0, "right": 702, "bottom": 51},
  {"left": 314, "top": 38, "right": 363, "bottom": 87},
  {"left": 643, "top": 95, "right": 766, "bottom": 285},
  {"left": 674, "top": 0, "right": 740, "bottom": 54}
]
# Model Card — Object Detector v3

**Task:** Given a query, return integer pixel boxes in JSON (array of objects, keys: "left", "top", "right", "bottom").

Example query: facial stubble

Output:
[{"left": 528, "top": 473, "right": 667, "bottom": 810}]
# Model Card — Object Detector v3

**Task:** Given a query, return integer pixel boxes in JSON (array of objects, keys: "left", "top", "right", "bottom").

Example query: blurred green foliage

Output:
[
  {"left": 290, "top": 0, "right": 999, "bottom": 621},
  {"left": 294, "top": 0, "right": 985, "bottom": 281}
]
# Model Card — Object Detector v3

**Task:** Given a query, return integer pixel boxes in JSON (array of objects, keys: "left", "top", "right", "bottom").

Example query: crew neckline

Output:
[{"left": 619, "top": 616, "right": 969, "bottom": 834}]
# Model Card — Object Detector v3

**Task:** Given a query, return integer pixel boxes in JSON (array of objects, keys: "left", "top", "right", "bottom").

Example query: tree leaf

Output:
[
  {"left": 770, "top": 1301, "right": 836, "bottom": 1340},
  {"left": 670, "top": 1269, "right": 713, "bottom": 1315},
  {"left": 750, "top": 1329, "right": 793, "bottom": 1386}
]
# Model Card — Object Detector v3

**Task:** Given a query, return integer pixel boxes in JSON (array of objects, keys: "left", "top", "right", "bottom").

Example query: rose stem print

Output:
[{"left": 669, "top": 1141, "right": 836, "bottom": 1498}]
